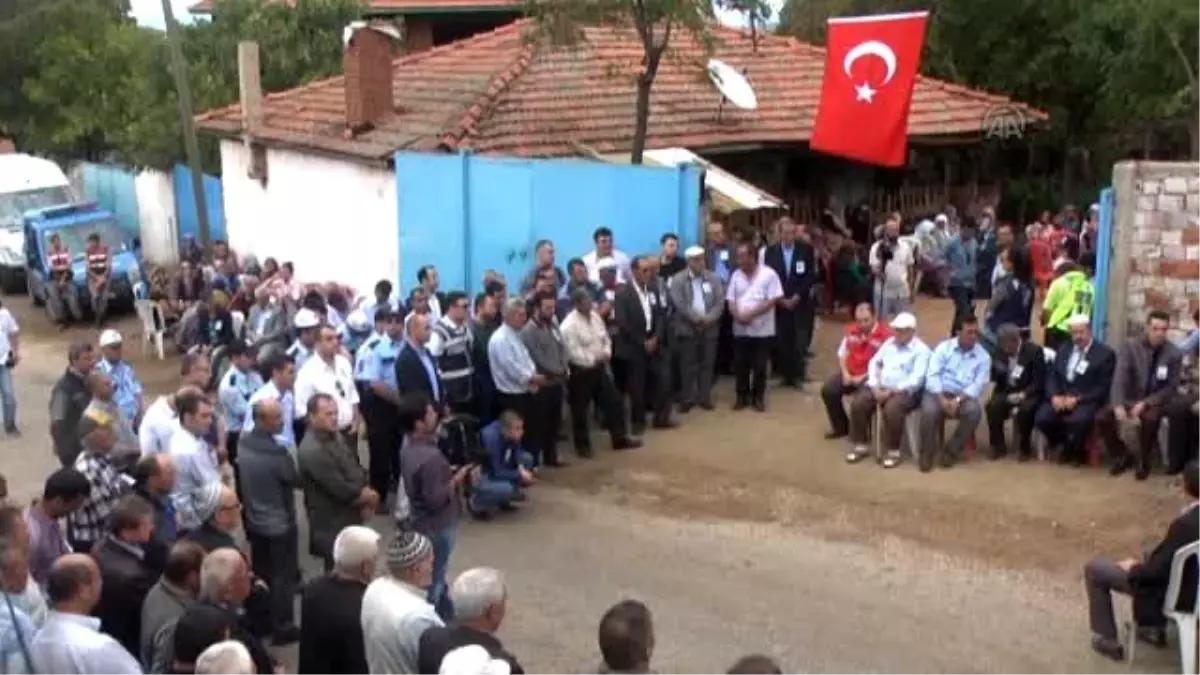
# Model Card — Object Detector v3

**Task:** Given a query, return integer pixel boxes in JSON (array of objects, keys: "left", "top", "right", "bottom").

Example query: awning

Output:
[{"left": 592, "top": 146, "right": 784, "bottom": 214}]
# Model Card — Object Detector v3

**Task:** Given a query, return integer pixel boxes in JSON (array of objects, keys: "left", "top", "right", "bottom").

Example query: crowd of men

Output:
[{"left": 0, "top": 205, "right": 1195, "bottom": 672}]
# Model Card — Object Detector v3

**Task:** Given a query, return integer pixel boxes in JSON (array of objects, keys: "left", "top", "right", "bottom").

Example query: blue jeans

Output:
[
  {"left": 427, "top": 524, "right": 457, "bottom": 621},
  {"left": 471, "top": 477, "right": 519, "bottom": 513},
  {"left": 0, "top": 366, "right": 16, "bottom": 430}
]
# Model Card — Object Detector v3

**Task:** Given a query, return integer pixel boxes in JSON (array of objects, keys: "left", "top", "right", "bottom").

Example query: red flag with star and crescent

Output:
[{"left": 809, "top": 11, "right": 930, "bottom": 167}]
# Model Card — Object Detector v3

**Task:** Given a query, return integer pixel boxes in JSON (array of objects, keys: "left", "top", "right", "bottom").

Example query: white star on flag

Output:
[{"left": 855, "top": 82, "right": 876, "bottom": 103}]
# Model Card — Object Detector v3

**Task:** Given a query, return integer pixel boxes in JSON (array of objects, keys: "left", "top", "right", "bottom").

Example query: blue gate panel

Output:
[{"left": 172, "top": 164, "right": 227, "bottom": 246}]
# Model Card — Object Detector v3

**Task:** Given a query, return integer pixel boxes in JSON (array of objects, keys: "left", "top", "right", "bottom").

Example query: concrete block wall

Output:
[{"left": 1109, "top": 161, "right": 1200, "bottom": 347}]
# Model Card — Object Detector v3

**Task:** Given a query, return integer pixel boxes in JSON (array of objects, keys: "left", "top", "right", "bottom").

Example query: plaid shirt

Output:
[{"left": 67, "top": 451, "right": 127, "bottom": 546}]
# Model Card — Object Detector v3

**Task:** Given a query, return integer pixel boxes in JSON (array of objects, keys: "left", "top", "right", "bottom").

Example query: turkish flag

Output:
[{"left": 809, "top": 11, "right": 930, "bottom": 167}]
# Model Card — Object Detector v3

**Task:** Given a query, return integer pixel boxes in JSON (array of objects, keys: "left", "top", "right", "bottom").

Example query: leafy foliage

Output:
[
  {"left": 0, "top": 0, "right": 363, "bottom": 171},
  {"left": 526, "top": 0, "right": 771, "bottom": 164}
]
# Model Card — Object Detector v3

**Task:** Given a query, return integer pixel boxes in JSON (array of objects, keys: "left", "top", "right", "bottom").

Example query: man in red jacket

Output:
[{"left": 821, "top": 302, "right": 892, "bottom": 439}]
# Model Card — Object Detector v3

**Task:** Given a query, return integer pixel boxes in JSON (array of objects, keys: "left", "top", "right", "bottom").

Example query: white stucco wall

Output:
[
  {"left": 218, "top": 140, "right": 398, "bottom": 297},
  {"left": 134, "top": 169, "right": 178, "bottom": 265}
]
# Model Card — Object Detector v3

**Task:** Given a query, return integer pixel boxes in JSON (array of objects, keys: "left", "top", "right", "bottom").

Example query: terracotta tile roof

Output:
[
  {"left": 195, "top": 19, "right": 1048, "bottom": 163},
  {"left": 188, "top": 0, "right": 519, "bottom": 14}
]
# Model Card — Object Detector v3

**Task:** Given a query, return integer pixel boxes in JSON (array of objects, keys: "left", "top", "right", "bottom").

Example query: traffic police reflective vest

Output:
[{"left": 431, "top": 318, "right": 473, "bottom": 404}]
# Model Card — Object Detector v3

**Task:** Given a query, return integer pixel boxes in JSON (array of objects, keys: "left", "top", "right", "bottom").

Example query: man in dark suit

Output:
[
  {"left": 762, "top": 218, "right": 818, "bottom": 387},
  {"left": 984, "top": 323, "right": 1046, "bottom": 460},
  {"left": 91, "top": 494, "right": 159, "bottom": 658},
  {"left": 613, "top": 256, "right": 675, "bottom": 435},
  {"left": 1096, "top": 309, "right": 1183, "bottom": 480},
  {"left": 1034, "top": 314, "right": 1116, "bottom": 465},
  {"left": 396, "top": 313, "right": 445, "bottom": 410},
  {"left": 1082, "top": 461, "right": 1199, "bottom": 660},
  {"left": 704, "top": 221, "right": 736, "bottom": 376}
]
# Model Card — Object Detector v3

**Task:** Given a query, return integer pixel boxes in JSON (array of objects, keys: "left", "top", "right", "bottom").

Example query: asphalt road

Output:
[{"left": 0, "top": 302, "right": 1180, "bottom": 673}]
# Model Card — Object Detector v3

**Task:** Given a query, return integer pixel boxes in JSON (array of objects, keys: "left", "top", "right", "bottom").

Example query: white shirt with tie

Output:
[{"left": 1066, "top": 341, "right": 1091, "bottom": 383}]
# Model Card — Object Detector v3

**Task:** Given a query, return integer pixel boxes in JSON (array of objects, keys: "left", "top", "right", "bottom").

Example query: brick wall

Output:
[{"left": 1110, "top": 161, "right": 1200, "bottom": 346}]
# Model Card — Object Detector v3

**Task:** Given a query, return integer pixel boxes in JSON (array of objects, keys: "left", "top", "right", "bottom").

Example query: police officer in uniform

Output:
[
  {"left": 84, "top": 232, "right": 111, "bottom": 325},
  {"left": 217, "top": 341, "right": 263, "bottom": 487},
  {"left": 355, "top": 307, "right": 404, "bottom": 507},
  {"left": 287, "top": 308, "right": 322, "bottom": 443},
  {"left": 45, "top": 233, "right": 81, "bottom": 328}
]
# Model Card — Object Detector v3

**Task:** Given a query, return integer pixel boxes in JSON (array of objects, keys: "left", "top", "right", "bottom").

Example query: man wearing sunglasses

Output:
[{"left": 295, "top": 324, "right": 361, "bottom": 449}]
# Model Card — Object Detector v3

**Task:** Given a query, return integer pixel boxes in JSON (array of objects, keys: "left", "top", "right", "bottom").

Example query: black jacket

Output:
[
  {"left": 990, "top": 340, "right": 1046, "bottom": 400},
  {"left": 612, "top": 283, "right": 665, "bottom": 360},
  {"left": 396, "top": 340, "right": 445, "bottom": 408},
  {"left": 418, "top": 625, "right": 525, "bottom": 674},
  {"left": 91, "top": 535, "right": 157, "bottom": 658},
  {"left": 49, "top": 368, "right": 90, "bottom": 466},
  {"left": 1131, "top": 505, "right": 1199, "bottom": 625},
  {"left": 298, "top": 574, "right": 369, "bottom": 674},
  {"left": 762, "top": 240, "right": 818, "bottom": 303},
  {"left": 1045, "top": 340, "right": 1117, "bottom": 408},
  {"left": 187, "top": 599, "right": 274, "bottom": 675}
]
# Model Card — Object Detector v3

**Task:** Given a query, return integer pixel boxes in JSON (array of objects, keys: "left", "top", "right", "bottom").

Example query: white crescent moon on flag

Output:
[{"left": 842, "top": 40, "right": 898, "bottom": 85}]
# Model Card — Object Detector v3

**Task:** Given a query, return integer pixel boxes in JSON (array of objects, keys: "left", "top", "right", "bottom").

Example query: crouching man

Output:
[{"left": 471, "top": 411, "right": 536, "bottom": 519}]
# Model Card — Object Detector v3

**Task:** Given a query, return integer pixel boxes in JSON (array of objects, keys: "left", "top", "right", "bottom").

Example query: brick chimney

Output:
[{"left": 344, "top": 23, "right": 398, "bottom": 133}]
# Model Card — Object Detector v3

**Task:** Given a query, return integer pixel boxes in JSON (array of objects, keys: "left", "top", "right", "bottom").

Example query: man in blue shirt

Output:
[
  {"left": 217, "top": 342, "right": 263, "bottom": 470},
  {"left": 356, "top": 309, "right": 403, "bottom": 504},
  {"left": 943, "top": 219, "right": 979, "bottom": 336},
  {"left": 919, "top": 315, "right": 991, "bottom": 471},
  {"left": 472, "top": 411, "right": 536, "bottom": 518},
  {"left": 96, "top": 330, "right": 144, "bottom": 426}
]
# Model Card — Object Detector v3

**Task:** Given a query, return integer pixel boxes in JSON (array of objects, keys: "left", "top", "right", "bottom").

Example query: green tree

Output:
[{"left": 526, "top": 0, "right": 772, "bottom": 164}]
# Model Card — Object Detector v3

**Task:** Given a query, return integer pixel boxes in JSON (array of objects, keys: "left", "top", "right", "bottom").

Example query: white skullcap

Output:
[
  {"left": 1065, "top": 314, "right": 1091, "bottom": 328},
  {"left": 345, "top": 308, "right": 369, "bottom": 332},
  {"left": 890, "top": 312, "right": 917, "bottom": 329},
  {"left": 684, "top": 246, "right": 705, "bottom": 258},
  {"left": 438, "top": 645, "right": 512, "bottom": 675},
  {"left": 294, "top": 308, "right": 321, "bottom": 329},
  {"left": 596, "top": 257, "right": 617, "bottom": 270},
  {"left": 98, "top": 329, "right": 123, "bottom": 347},
  {"left": 935, "top": 214, "right": 949, "bottom": 224}
]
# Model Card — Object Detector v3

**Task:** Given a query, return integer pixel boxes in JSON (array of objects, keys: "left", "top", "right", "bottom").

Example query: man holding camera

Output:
[{"left": 868, "top": 214, "right": 916, "bottom": 320}]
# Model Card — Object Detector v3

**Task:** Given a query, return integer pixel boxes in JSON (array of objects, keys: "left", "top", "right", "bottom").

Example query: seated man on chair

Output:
[
  {"left": 1035, "top": 314, "right": 1116, "bottom": 466},
  {"left": 1165, "top": 321, "right": 1198, "bottom": 475},
  {"left": 844, "top": 312, "right": 930, "bottom": 468},
  {"left": 1082, "top": 461, "right": 1198, "bottom": 661},
  {"left": 471, "top": 410, "right": 536, "bottom": 519},
  {"left": 1096, "top": 310, "right": 1182, "bottom": 481},
  {"left": 918, "top": 315, "right": 991, "bottom": 472},
  {"left": 984, "top": 323, "right": 1046, "bottom": 461},
  {"left": 821, "top": 301, "right": 891, "bottom": 440}
]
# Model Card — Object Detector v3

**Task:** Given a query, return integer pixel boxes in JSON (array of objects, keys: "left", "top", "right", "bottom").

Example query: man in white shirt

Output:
[
  {"left": 362, "top": 531, "right": 443, "bottom": 674},
  {"left": 294, "top": 324, "right": 359, "bottom": 447},
  {"left": 725, "top": 242, "right": 784, "bottom": 411},
  {"left": 560, "top": 287, "right": 640, "bottom": 456},
  {"left": 0, "top": 301, "right": 20, "bottom": 436},
  {"left": 581, "top": 226, "right": 632, "bottom": 284},
  {"left": 845, "top": 312, "right": 931, "bottom": 468},
  {"left": 31, "top": 554, "right": 142, "bottom": 674},
  {"left": 868, "top": 215, "right": 917, "bottom": 320},
  {"left": 168, "top": 394, "right": 224, "bottom": 531}
]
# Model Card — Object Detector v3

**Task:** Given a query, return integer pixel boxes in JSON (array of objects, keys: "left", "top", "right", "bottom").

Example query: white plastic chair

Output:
[
  {"left": 1126, "top": 541, "right": 1199, "bottom": 673},
  {"left": 135, "top": 299, "right": 166, "bottom": 360}
]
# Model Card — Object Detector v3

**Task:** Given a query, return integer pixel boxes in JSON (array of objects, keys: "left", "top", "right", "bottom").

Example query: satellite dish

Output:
[{"left": 707, "top": 59, "right": 758, "bottom": 111}]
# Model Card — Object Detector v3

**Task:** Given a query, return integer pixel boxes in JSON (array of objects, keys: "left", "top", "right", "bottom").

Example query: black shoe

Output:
[
  {"left": 918, "top": 450, "right": 935, "bottom": 473},
  {"left": 272, "top": 625, "right": 300, "bottom": 646},
  {"left": 499, "top": 501, "right": 520, "bottom": 512},
  {"left": 1136, "top": 626, "right": 1167, "bottom": 648},
  {"left": 752, "top": 399, "right": 766, "bottom": 412},
  {"left": 613, "top": 437, "right": 642, "bottom": 451},
  {"left": 733, "top": 399, "right": 748, "bottom": 411},
  {"left": 576, "top": 446, "right": 594, "bottom": 459},
  {"left": 678, "top": 402, "right": 693, "bottom": 413},
  {"left": 631, "top": 424, "right": 646, "bottom": 437},
  {"left": 825, "top": 430, "right": 848, "bottom": 440},
  {"left": 780, "top": 379, "right": 799, "bottom": 389},
  {"left": 1090, "top": 635, "right": 1126, "bottom": 661},
  {"left": 1110, "top": 456, "right": 1132, "bottom": 476},
  {"left": 939, "top": 452, "right": 956, "bottom": 469},
  {"left": 697, "top": 401, "right": 715, "bottom": 411},
  {"left": 470, "top": 509, "right": 493, "bottom": 521},
  {"left": 1134, "top": 463, "right": 1151, "bottom": 481},
  {"left": 988, "top": 442, "right": 1008, "bottom": 460},
  {"left": 4, "top": 427, "right": 19, "bottom": 438},
  {"left": 652, "top": 419, "right": 678, "bottom": 430}
]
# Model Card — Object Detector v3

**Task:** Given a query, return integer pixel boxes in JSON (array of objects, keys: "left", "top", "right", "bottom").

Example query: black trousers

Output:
[
  {"left": 247, "top": 528, "right": 298, "bottom": 632},
  {"left": 985, "top": 391, "right": 1039, "bottom": 456},
  {"left": 1166, "top": 400, "right": 1198, "bottom": 473},
  {"left": 362, "top": 393, "right": 399, "bottom": 499},
  {"left": 567, "top": 364, "right": 626, "bottom": 450},
  {"left": 773, "top": 303, "right": 814, "bottom": 384},
  {"left": 950, "top": 285, "right": 975, "bottom": 335},
  {"left": 622, "top": 353, "right": 669, "bottom": 432},
  {"left": 495, "top": 390, "right": 536, "bottom": 454},
  {"left": 820, "top": 373, "right": 860, "bottom": 435},
  {"left": 733, "top": 336, "right": 771, "bottom": 403},
  {"left": 530, "top": 384, "right": 564, "bottom": 464},
  {"left": 715, "top": 311, "right": 735, "bottom": 376}
]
